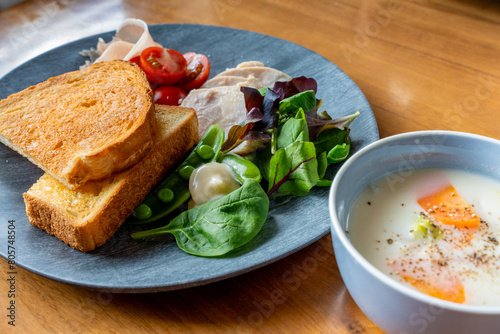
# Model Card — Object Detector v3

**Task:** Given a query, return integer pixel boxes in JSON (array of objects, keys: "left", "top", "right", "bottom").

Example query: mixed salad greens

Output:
[{"left": 129, "top": 76, "right": 359, "bottom": 257}]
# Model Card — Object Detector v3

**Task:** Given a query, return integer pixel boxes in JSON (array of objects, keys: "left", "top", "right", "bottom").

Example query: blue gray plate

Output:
[{"left": 0, "top": 24, "right": 378, "bottom": 292}]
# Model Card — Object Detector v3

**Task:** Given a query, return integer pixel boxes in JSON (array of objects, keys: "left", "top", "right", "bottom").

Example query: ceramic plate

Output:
[{"left": 0, "top": 24, "right": 378, "bottom": 292}]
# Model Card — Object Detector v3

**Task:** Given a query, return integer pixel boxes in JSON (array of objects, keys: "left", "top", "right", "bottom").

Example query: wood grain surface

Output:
[{"left": 1, "top": 0, "right": 499, "bottom": 333}]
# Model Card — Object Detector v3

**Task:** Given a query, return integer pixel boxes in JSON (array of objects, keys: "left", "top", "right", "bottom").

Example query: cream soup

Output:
[{"left": 348, "top": 168, "right": 500, "bottom": 306}]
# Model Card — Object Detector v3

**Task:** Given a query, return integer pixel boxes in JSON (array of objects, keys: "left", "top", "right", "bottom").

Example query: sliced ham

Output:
[
  {"left": 203, "top": 65, "right": 291, "bottom": 89},
  {"left": 236, "top": 61, "right": 265, "bottom": 68},
  {"left": 181, "top": 85, "right": 248, "bottom": 141},
  {"left": 93, "top": 18, "right": 161, "bottom": 63},
  {"left": 201, "top": 75, "right": 261, "bottom": 89},
  {"left": 184, "top": 61, "right": 292, "bottom": 139}
]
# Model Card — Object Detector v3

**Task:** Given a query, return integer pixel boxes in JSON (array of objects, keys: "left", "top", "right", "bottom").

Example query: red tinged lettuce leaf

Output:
[
  {"left": 221, "top": 123, "right": 254, "bottom": 153},
  {"left": 258, "top": 88, "right": 281, "bottom": 131},
  {"left": 240, "top": 77, "right": 320, "bottom": 133},
  {"left": 221, "top": 107, "right": 264, "bottom": 152},
  {"left": 272, "top": 76, "right": 318, "bottom": 99},
  {"left": 240, "top": 86, "right": 280, "bottom": 131},
  {"left": 306, "top": 110, "right": 359, "bottom": 141},
  {"left": 229, "top": 131, "right": 271, "bottom": 156},
  {"left": 241, "top": 86, "right": 264, "bottom": 110}
]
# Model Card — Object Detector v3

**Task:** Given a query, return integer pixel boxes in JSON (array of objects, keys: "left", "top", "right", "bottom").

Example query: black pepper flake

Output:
[
  {"left": 367, "top": 201, "right": 372, "bottom": 205},
  {"left": 437, "top": 260, "right": 448, "bottom": 267},
  {"left": 489, "top": 237, "right": 499, "bottom": 246},
  {"left": 470, "top": 252, "right": 487, "bottom": 265},
  {"left": 387, "top": 239, "right": 394, "bottom": 245}
]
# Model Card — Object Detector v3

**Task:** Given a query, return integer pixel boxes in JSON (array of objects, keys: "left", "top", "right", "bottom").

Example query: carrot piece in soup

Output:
[
  {"left": 417, "top": 185, "right": 479, "bottom": 229},
  {"left": 402, "top": 276, "right": 466, "bottom": 304}
]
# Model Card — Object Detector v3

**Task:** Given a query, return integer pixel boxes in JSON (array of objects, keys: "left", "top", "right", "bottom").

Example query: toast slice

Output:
[
  {"left": 0, "top": 60, "right": 156, "bottom": 190},
  {"left": 23, "top": 105, "right": 198, "bottom": 252}
]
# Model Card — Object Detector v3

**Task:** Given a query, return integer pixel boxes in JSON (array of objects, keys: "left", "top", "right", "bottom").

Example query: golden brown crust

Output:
[
  {"left": 23, "top": 105, "right": 199, "bottom": 252},
  {"left": 0, "top": 60, "right": 156, "bottom": 190},
  {"left": 23, "top": 193, "right": 98, "bottom": 251}
]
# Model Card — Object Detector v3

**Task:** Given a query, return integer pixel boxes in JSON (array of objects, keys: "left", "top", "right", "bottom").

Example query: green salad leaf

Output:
[
  {"left": 327, "top": 141, "right": 350, "bottom": 164},
  {"left": 277, "top": 109, "right": 309, "bottom": 149},
  {"left": 267, "top": 141, "right": 319, "bottom": 198},
  {"left": 313, "top": 127, "right": 352, "bottom": 166},
  {"left": 258, "top": 144, "right": 273, "bottom": 182},
  {"left": 313, "top": 128, "right": 349, "bottom": 155},
  {"left": 317, "top": 150, "right": 328, "bottom": 180},
  {"left": 278, "top": 90, "right": 317, "bottom": 121}
]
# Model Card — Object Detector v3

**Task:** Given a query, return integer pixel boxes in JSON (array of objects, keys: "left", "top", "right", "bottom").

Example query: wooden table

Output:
[{"left": 1, "top": 0, "right": 499, "bottom": 332}]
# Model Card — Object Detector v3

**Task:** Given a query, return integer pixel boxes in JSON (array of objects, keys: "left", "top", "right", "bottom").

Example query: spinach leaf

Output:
[
  {"left": 267, "top": 141, "right": 319, "bottom": 198},
  {"left": 311, "top": 127, "right": 353, "bottom": 180},
  {"left": 131, "top": 179, "right": 269, "bottom": 257},
  {"left": 278, "top": 90, "right": 316, "bottom": 124},
  {"left": 258, "top": 144, "right": 273, "bottom": 182},
  {"left": 314, "top": 128, "right": 351, "bottom": 167},
  {"left": 277, "top": 109, "right": 309, "bottom": 149},
  {"left": 313, "top": 128, "right": 349, "bottom": 155},
  {"left": 279, "top": 90, "right": 317, "bottom": 114},
  {"left": 317, "top": 150, "right": 328, "bottom": 179},
  {"left": 316, "top": 179, "right": 333, "bottom": 187},
  {"left": 327, "top": 141, "right": 350, "bottom": 164}
]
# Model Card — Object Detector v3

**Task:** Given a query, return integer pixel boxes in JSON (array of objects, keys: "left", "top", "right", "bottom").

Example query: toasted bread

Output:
[
  {"left": 23, "top": 105, "right": 198, "bottom": 252},
  {"left": 0, "top": 60, "right": 156, "bottom": 190}
]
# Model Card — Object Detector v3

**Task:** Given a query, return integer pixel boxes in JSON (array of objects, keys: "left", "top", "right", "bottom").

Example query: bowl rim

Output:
[{"left": 329, "top": 130, "right": 500, "bottom": 314}]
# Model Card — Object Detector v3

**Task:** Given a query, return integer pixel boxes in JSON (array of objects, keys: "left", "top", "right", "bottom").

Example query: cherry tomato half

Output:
[
  {"left": 153, "top": 86, "right": 188, "bottom": 106},
  {"left": 140, "top": 47, "right": 187, "bottom": 86},
  {"left": 129, "top": 55, "right": 160, "bottom": 89},
  {"left": 129, "top": 55, "right": 142, "bottom": 67},
  {"left": 176, "top": 52, "right": 210, "bottom": 91}
]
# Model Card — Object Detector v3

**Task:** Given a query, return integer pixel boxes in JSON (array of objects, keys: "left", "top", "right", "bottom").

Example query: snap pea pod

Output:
[
  {"left": 128, "top": 124, "right": 225, "bottom": 224},
  {"left": 217, "top": 153, "right": 262, "bottom": 184}
]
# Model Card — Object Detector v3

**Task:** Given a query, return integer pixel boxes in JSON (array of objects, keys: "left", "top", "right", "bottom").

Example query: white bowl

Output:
[{"left": 329, "top": 131, "right": 500, "bottom": 334}]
